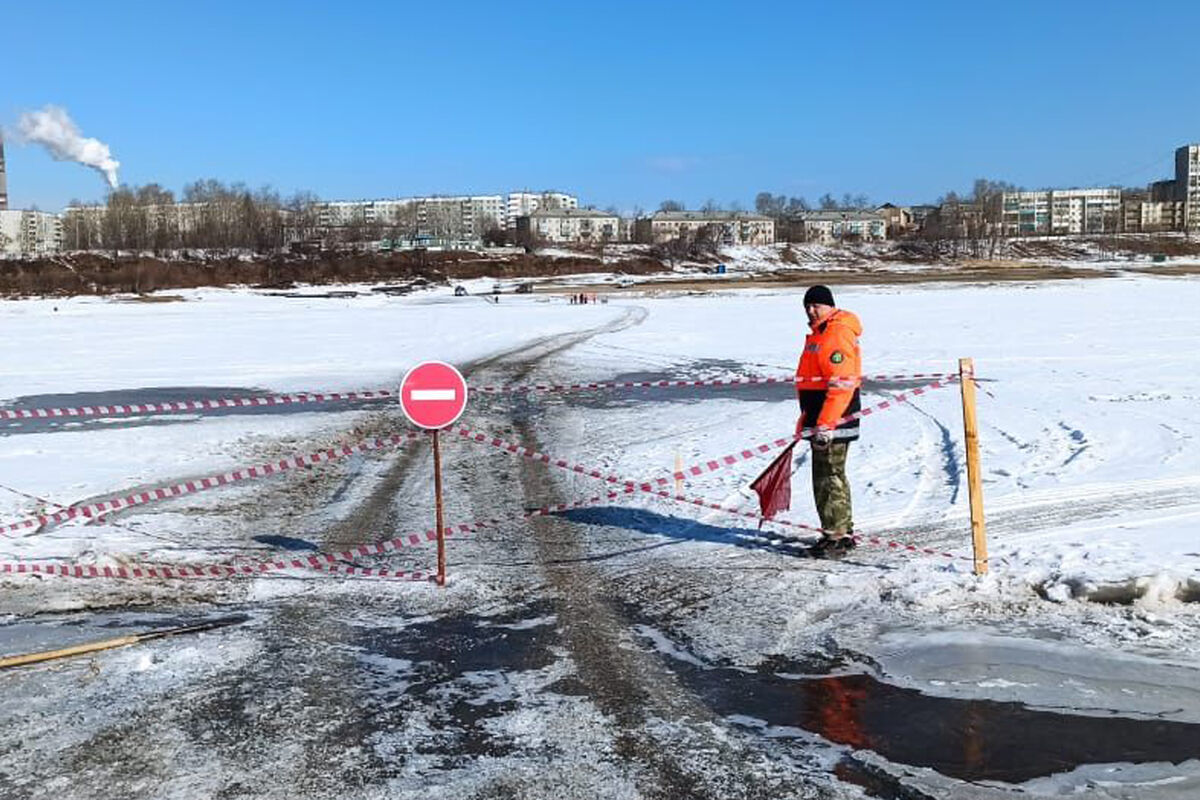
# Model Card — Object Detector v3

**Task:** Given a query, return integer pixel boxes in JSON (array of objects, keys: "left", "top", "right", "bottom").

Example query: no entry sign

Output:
[{"left": 400, "top": 361, "right": 468, "bottom": 430}]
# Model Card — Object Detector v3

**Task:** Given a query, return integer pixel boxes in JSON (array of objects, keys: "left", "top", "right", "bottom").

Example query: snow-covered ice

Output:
[{"left": 2, "top": 272, "right": 1199, "bottom": 797}]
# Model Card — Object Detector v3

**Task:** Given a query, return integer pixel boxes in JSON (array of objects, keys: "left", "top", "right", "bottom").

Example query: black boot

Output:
[{"left": 810, "top": 534, "right": 856, "bottom": 559}]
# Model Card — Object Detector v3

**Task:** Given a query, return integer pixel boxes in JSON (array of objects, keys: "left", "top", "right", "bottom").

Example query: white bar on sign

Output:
[{"left": 411, "top": 389, "right": 456, "bottom": 401}]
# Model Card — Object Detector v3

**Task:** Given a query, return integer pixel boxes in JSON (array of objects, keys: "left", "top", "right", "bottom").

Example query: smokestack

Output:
[{"left": 0, "top": 134, "right": 8, "bottom": 210}]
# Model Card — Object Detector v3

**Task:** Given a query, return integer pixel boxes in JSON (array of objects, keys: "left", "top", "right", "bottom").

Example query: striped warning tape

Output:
[
  {"left": 0, "top": 389, "right": 397, "bottom": 421},
  {"left": 0, "top": 430, "right": 423, "bottom": 536},
  {"left": 662, "top": 378, "right": 957, "bottom": 485},
  {"left": 0, "top": 488, "right": 638, "bottom": 583},
  {"left": 471, "top": 372, "right": 957, "bottom": 396},
  {"left": 0, "top": 372, "right": 960, "bottom": 422},
  {"left": 454, "top": 418, "right": 973, "bottom": 563},
  {"left": 0, "top": 559, "right": 435, "bottom": 582}
]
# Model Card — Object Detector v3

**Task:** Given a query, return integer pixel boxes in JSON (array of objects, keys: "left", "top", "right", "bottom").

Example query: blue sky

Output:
[{"left": 5, "top": 0, "right": 1199, "bottom": 212}]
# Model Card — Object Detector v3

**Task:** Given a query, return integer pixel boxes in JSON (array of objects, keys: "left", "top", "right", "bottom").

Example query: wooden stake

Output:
[
  {"left": 0, "top": 617, "right": 245, "bottom": 670},
  {"left": 959, "top": 357, "right": 988, "bottom": 575},
  {"left": 433, "top": 428, "right": 446, "bottom": 586},
  {"left": 674, "top": 451, "right": 684, "bottom": 495}
]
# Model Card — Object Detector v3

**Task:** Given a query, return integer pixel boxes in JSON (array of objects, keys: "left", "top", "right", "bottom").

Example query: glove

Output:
[{"left": 812, "top": 428, "right": 834, "bottom": 450}]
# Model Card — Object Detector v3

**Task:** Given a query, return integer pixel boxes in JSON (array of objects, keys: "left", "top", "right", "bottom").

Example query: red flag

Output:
[{"left": 749, "top": 441, "right": 797, "bottom": 526}]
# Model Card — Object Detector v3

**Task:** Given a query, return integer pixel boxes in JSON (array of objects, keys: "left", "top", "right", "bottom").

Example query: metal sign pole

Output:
[{"left": 433, "top": 428, "right": 446, "bottom": 586}]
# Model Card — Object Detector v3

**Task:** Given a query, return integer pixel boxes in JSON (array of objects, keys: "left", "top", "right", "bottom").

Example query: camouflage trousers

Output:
[{"left": 811, "top": 441, "right": 853, "bottom": 535}]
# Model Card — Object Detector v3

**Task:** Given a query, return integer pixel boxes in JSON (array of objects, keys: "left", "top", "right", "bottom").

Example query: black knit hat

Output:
[{"left": 803, "top": 285, "right": 835, "bottom": 307}]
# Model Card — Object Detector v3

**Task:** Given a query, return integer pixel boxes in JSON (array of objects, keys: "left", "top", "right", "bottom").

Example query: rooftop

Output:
[
  {"left": 796, "top": 210, "right": 885, "bottom": 221},
  {"left": 529, "top": 207, "right": 617, "bottom": 219},
  {"left": 651, "top": 211, "right": 772, "bottom": 222}
]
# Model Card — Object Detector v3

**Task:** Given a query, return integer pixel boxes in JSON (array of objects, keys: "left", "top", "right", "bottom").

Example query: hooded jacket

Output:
[{"left": 796, "top": 308, "right": 862, "bottom": 439}]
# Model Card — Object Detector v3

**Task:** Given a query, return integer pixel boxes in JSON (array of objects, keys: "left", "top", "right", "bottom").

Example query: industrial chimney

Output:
[{"left": 0, "top": 134, "right": 8, "bottom": 210}]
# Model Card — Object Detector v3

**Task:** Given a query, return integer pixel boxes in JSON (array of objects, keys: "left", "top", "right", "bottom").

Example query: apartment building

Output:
[
  {"left": 795, "top": 210, "right": 886, "bottom": 244},
  {"left": 517, "top": 208, "right": 619, "bottom": 244},
  {"left": 0, "top": 136, "right": 7, "bottom": 211},
  {"left": 634, "top": 211, "right": 775, "bottom": 245},
  {"left": 316, "top": 195, "right": 506, "bottom": 237},
  {"left": 875, "top": 203, "right": 912, "bottom": 235},
  {"left": 909, "top": 205, "right": 938, "bottom": 230},
  {"left": 0, "top": 209, "right": 63, "bottom": 256},
  {"left": 1141, "top": 200, "right": 1186, "bottom": 232},
  {"left": 1054, "top": 189, "right": 1121, "bottom": 234},
  {"left": 1177, "top": 144, "right": 1200, "bottom": 232},
  {"left": 316, "top": 199, "right": 406, "bottom": 227},
  {"left": 1002, "top": 188, "right": 1121, "bottom": 235},
  {"left": 1001, "top": 191, "right": 1051, "bottom": 235},
  {"left": 506, "top": 192, "right": 578, "bottom": 229},
  {"left": 1115, "top": 143, "right": 1200, "bottom": 233}
]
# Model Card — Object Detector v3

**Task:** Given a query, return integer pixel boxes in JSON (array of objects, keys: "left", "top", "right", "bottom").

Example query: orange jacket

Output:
[{"left": 796, "top": 309, "right": 863, "bottom": 434}]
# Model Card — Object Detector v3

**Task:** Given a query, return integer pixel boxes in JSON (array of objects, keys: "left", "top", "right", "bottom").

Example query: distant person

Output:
[{"left": 795, "top": 285, "right": 862, "bottom": 557}]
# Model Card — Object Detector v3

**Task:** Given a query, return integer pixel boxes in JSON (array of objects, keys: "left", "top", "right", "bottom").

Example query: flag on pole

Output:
[{"left": 749, "top": 441, "right": 797, "bottom": 527}]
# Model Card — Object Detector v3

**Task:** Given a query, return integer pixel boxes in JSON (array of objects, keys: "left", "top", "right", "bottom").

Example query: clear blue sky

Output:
[{"left": 5, "top": 0, "right": 1199, "bottom": 212}]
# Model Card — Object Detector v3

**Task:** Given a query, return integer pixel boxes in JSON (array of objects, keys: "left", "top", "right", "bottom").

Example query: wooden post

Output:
[
  {"left": 433, "top": 429, "right": 446, "bottom": 586},
  {"left": 959, "top": 358, "right": 988, "bottom": 575},
  {"left": 674, "top": 451, "right": 684, "bottom": 495}
]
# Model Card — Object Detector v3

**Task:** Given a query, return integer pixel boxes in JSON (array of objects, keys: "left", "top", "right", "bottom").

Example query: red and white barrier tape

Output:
[
  {"left": 455, "top": 424, "right": 828, "bottom": 532},
  {"left": 0, "top": 488, "right": 636, "bottom": 582},
  {"left": 0, "top": 372, "right": 959, "bottom": 422},
  {"left": 0, "top": 431, "right": 423, "bottom": 536},
  {"left": 0, "top": 559, "right": 435, "bottom": 582},
  {"left": 470, "top": 372, "right": 957, "bottom": 395},
  {"left": 0, "top": 389, "right": 397, "bottom": 421},
  {"left": 452, "top": 377, "right": 958, "bottom": 528},
  {"left": 661, "top": 378, "right": 957, "bottom": 485},
  {"left": 454, "top": 412, "right": 972, "bottom": 564}
]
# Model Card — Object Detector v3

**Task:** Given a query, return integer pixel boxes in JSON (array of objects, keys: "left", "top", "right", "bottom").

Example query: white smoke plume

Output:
[{"left": 16, "top": 105, "right": 120, "bottom": 189}]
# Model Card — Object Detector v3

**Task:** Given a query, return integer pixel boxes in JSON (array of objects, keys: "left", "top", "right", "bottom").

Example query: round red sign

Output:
[{"left": 399, "top": 361, "right": 468, "bottom": 429}]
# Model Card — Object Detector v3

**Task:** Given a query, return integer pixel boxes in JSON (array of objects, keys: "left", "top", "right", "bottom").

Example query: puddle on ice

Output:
[{"left": 637, "top": 626, "right": 1200, "bottom": 785}]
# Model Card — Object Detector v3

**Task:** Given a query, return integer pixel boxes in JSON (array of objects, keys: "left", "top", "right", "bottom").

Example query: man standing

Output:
[{"left": 795, "top": 285, "right": 862, "bottom": 556}]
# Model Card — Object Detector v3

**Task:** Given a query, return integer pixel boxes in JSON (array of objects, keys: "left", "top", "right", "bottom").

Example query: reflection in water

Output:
[{"left": 656, "top": 641, "right": 1200, "bottom": 784}]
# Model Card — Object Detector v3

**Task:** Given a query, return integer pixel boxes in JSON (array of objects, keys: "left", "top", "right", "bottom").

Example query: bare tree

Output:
[
  {"left": 658, "top": 199, "right": 684, "bottom": 212},
  {"left": 818, "top": 193, "right": 838, "bottom": 210}
]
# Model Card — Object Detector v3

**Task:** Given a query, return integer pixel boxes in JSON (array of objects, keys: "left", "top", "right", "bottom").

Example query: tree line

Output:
[
  {"left": 60, "top": 180, "right": 514, "bottom": 254},
  {"left": 62, "top": 181, "right": 321, "bottom": 253}
]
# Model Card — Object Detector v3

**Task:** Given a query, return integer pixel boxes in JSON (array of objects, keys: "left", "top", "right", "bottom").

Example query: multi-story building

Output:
[
  {"left": 795, "top": 210, "right": 886, "bottom": 244},
  {"left": 1119, "top": 143, "right": 1200, "bottom": 233},
  {"left": 875, "top": 203, "right": 912, "bottom": 235},
  {"left": 1150, "top": 179, "right": 1178, "bottom": 203},
  {"left": 909, "top": 204, "right": 938, "bottom": 231},
  {"left": 1177, "top": 144, "right": 1200, "bottom": 232},
  {"left": 0, "top": 136, "right": 8, "bottom": 211},
  {"left": 1002, "top": 191, "right": 1051, "bottom": 235},
  {"left": 315, "top": 195, "right": 506, "bottom": 239},
  {"left": 1002, "top": 188, "right": 1121, "bottom": 235},
  {"left": 0, "top": 209, "right": 63, "bottom": 256},
  {"left": 414, "top": 195, "right": 505, "bottom": 238},
  {"left": 517, "top": 208, "right": 619, "bottom": 244},
  {"left": 316, "top": 200, "right": 404, "bottom": 227},
  {"left": 634, "top": 211, "right": 775, "bottom": 245},
  {"left": 1121, "top": 191, "right": 1147, "bottom": 232},
  {"left": 505, "top": 192, "right": 578, "bottom": 229},
  {"left": 1052, "top": 189, "right": 1121, "bottom": 234},
  {"left": 1141, "top": 200, "right": 1186, "bottom": 232}
]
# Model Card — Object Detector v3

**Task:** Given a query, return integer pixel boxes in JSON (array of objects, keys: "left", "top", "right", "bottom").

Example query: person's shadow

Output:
[{"left": 554, "top": 505, "right": 815, "bottom": 560}]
